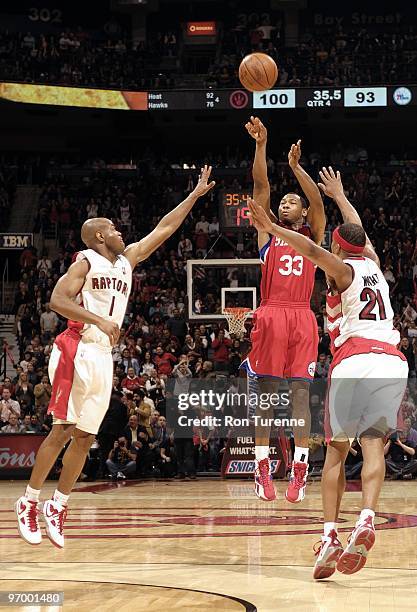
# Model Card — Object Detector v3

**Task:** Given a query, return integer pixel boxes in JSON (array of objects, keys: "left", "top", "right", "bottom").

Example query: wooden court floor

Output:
[{"left": 1, "top": 478, "right": 417, "bottom": 611}]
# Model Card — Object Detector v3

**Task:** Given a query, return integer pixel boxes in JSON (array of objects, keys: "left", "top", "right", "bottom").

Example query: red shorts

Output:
[{"left": 241, "top": 301, "right": 318, "bottom": 380}]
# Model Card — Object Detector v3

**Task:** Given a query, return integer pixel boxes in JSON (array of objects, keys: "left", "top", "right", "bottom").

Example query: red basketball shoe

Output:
[
  {"left": 42, "top": 499, "right": 67, "bottom": 549},
  {"left": 15, "top": 496, "right": 42, "bottom": 545},
  {"left": 313, "top": 530, "right": 344, "bottom": 580},
  {"left": 285, "top": 461, "right": 308, "bottom": 503},
  {"left": 337, "top": 515, "right": 375, "bottom": 574},
  {"left": 254, "top": 458, "right": 276, "bottom": 501}
]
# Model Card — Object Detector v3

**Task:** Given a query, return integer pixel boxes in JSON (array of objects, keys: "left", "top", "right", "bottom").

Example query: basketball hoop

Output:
[{"left": 223, "top": 307, "right": 252, "bottom": 338}]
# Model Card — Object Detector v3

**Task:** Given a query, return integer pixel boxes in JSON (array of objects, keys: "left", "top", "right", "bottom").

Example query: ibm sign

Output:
[{"left": 0, "top": 233, "right": 33, "bottom": 249}]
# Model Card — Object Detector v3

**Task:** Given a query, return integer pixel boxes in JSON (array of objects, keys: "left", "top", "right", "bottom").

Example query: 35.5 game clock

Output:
[{"left": 219, "top": 191, "right": 253, "bottom": 231}]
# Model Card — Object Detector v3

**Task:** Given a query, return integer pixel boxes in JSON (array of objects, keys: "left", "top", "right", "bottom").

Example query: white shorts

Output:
[
  {"left": 327, "top": 352, "right": 408, "bottom": 442},
  {"left": 48, "top": 330, "right": 113, "bottom": 435}
]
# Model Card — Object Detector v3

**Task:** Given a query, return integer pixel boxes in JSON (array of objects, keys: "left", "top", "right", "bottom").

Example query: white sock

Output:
[
  {"left": 294, "top": 446, "right": 309, "bottom": 463},
  {"left": 358, "top": 508, "right": 375, "bottom": 524},
  {"left": 255, "top": 445, "right": 270, "bottom": 461},
  {"left": 53, "top": 490, "right": 69, "bottom": 507},
  {"left": 25, "top": 485, "right": 40, "bottom": 502},
  {"left": 323, "top": 522, "right": 338, "bottom": 537}
]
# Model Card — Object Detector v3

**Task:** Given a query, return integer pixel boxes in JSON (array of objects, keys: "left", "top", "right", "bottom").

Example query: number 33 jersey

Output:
[
  {"left": 326, "top": 256, "right": 399, "bottom": 350},
  {"left": 68, "top": 249, "right": 132, "bottom": 348},
  {"left": 260, "top": 225, "right": 316, "bottom": 304}
]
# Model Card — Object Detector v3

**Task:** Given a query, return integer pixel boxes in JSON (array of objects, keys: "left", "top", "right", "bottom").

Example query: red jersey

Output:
[{"left": 260, "top": 225, "right": 316, "bottom": 304}]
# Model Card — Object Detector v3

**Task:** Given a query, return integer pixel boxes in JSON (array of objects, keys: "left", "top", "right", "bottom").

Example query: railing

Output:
[
  {"left": 1, "top": 258, "right": 8, "bottom": 312},
  {"left": 0, "top": 340, "right": 15, "bottom": 378}
]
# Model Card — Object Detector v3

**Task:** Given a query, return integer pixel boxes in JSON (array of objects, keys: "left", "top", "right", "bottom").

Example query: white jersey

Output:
[
  {"left": 70, "top": 249, "right": 132, "bottom": 348},
  {"left": 331, "top": 256, "right": 400, "bottom": 348}
]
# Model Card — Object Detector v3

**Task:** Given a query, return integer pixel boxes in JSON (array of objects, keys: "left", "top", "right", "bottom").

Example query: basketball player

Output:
[
  {"left": 242, "top": 117, "right": 325, "bottom": 503},
  {"left": 15, "top": 166, "right": 215, "bottom": 548},
  {"left": 247, "top": 171, "right": 408, "bottom": 579}
]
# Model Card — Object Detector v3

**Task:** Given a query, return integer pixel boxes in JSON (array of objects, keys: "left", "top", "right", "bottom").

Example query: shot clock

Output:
[{"left": 219, "top": 192, "right": 253, "bottom": 230}]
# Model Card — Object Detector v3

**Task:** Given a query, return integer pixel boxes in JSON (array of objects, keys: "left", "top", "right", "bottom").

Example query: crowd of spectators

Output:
[
  {"left": 1, "top": 9, "right": 416, "bottom": 90},
  {"left": 0, "top": 27, "right": 178, "bottom": 90},
  {"left": 214, "top": 11, "right": 417, "bottom": 88},
  {"left": 2, "top": 142, "right": 417, "bottom": 480}
]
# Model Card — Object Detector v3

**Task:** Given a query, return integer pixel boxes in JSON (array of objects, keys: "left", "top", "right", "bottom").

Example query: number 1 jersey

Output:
[
  {"left": 68, "top": 249, "right": 132, "bottom": 348},
  {"left": 259, "top": 225, "right": 316, "bottom": 303}
]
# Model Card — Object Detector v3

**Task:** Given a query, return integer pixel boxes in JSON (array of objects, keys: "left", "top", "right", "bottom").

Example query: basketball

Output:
[{"left": 238, "top": 52, "right": 278, "bottom": 92}]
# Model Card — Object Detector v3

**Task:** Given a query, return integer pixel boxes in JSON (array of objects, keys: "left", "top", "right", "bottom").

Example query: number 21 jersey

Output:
[
  {"left": 329, "top": 256, "right": 399, "bottom": 349},
  {"left": 259, "top": 225, "right": 316, "bottom": 303}
]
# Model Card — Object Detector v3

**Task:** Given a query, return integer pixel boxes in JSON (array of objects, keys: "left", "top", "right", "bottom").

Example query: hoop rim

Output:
[{"left": 222, "top": 307, "right": 253, "bottom": 315}]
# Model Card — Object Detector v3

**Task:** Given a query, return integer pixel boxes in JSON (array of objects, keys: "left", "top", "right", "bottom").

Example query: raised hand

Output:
[
  {"left": 248, "top": 197, "right": 274, "bottom": 234},
  {"left": 245, "top": 116, "right": 267, "bottom": 145},
  {"left": 318, "top": 166, "right": 345, "bottom": 199},
  {"left": 288, "top": 139, "right": 302, "bottom": 169},
  {"left": 192, "top": 165, "right": 216, "bottom": 198}
]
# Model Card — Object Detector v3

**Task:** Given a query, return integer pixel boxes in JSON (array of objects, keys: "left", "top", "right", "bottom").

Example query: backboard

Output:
[{"left": 187, "top": 258, "right": 261, "bottom": 321}]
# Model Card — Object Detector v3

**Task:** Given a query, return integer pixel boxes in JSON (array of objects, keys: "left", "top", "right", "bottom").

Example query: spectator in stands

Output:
[
  {"left": 120, "top": 347, "right": 140, "bottom": 376},
  {"left": 229, "top": 340, "right": 243, "bottom": 376},
  {"left": 124, "top": 414, "right": 140, "bottom": 449},
  {"left": 196, "top": 360, "right": 216, "bottom": 379},
  {"left": 20, "top": 414, "right": 35, "bottom": 433},
  {"left": 106, "top": 437, "right": 137, "bottom": 480},
  {"left": 317, "top": 326, "right": 331, "bottom": 356},
  {"left": 0, "top": 377, "right": 15, "bottom": 397},
  {"left": 400, "top": 337, "right": 416, "bottom": 376},
  {"left": 136, "top": 390, "right": 152, "bottom": 437},
  {"left": 178, "top": 233, "right": 193, "bottom": 258},
  {"left": 40, "top": 303, "right": 59, "bottom": 342},
  {"left": 145, "top": 371, "right": 166, "bottom": 410},
  {"left": 211, "top": 330, "right": 232, "bottom": 371},
  {"left": 37, "top": 251, "right": 52, "bottom": 275},
  {"left": 121, "top": 367, "right": 143, "bottom": 394},
  {"left": 140, "top": 352, "right": 155, "bottom": 376},
  {"left": 34, "top": 374, "right": 52, "bottom": 420},
  {"left": 315, "top": 354, "right": 329, "bottom": 379},
  {"left": 14, "top": 372, "right": 34, "bottom": 410},
  {"left": 172, "top": 360, "right": 193, "bottom": 396},
  {"left": 402, "top": 417, "right": 417, "bottom": 446},
  {"left": 1, "top": 413, "right": 24, "bottom": 433},
  {"left": 26, "top": 362, "right": 38, "bottom": 386},
  {"left": 208, "top": 216, "right": 219, "bottom": 238},
  {"left": 29, "top": 414, "right": 43, "bottom": 433},
  {"left": 13, "top": 281, "right": 32, "bottom": 314},
  {"left": 166, "top": 309, "right": 188, "bottom": 346},
  {"left": 0, "top": 388, "right": 20, "bottom": 423},
  {"left": 385, "top": 430, "right": 417, "bottom": 479},
  {"left": 154, "top": 345, "right": 177, "bottom": 376}
]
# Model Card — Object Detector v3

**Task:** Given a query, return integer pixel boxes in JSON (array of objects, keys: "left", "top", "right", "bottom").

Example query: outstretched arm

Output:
[
  {"left": 245, "top": 116, "right": 275, "bottom": 249},
  {"left": 318, "top": 167, "right": 380, "bottom": 266},
  {"left": 123, "top": 165, "right": 215, "bottom": 268},
  {"left": 248, "top": 198, "right": 352, "bottom": 292},
  {"left": 288, "top": 140, "right": 326, "bottom": 245},
  {"left": 245, "top": 116, "right": 270, "bottom": 212}
]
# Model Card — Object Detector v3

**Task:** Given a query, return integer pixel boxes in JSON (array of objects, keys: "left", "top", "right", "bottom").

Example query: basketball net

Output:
[{"left": 223, "top": 307, "right": 252, "bottom": 338}]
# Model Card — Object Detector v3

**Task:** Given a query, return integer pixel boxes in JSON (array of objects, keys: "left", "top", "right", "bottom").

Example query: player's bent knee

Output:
[
  {"left": 73, "top": 429, "right": 95, "bottom": 450},
  {"left": 48, "top": 423, "right": 76, "bottom": 446}
]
